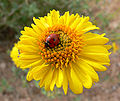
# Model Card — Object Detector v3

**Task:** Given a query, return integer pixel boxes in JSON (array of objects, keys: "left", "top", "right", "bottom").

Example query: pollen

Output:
[{"left": 38, "top": 25, "right": 85, "bottom": 68}]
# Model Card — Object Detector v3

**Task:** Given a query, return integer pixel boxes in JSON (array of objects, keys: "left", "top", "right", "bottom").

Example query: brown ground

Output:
[{"left": 0, "top": 0, "right": 120, "bottom": 101}]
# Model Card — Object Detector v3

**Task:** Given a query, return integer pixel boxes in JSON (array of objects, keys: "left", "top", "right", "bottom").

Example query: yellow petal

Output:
[
  {"left": 21, "top": 27, "right": 39, "bottom": 38},
  {"left": 17, "top": 44, "right": 39, "bottom": 53},
  {"left": 79, "top": 58, "right": 107, "bottom": 71},
  {"left": 66, "top": 65, "right": 83, "bottom": 94},
  {"left": 70, "top": 15, "right": 82, "bottom": 30},
  {"left": 75, "top": 16, "right": 99, "bottom": 32},
  {"left": 21, "top": 59, "right": 44, "bottom": 69},
  {"left": 39, "top": 67, "right": 51, "bottom": 88},
  {"left": 112, "top": 42, "right": 119, "bottom": 53},
  {"left": 81, "top": 45, "right": 109, "bottom": 54},
  {"left": 19, "top": 37, "right": 38, "bottom": 47},
  {"left": 30, "top": 63, "right": 49, "bottom": 73},
  {"left": 72, "top": 63, "right": 92, "bottom": 89},
  {"left": 31, "top": 23, "right": 43, "bottom": 34},
  {"left": 104, "top": 45, "right": 112, "bottom": 50},
  {"left": 62, "top": 68, "right": 68, "bottom": 95},
  {"left": 44, "top": 67, "right": 54, "bottom": 91},
  {"left": 76, "top": 59, "right": 99, "bottom": 82},
  {"left": 85, "top": 37, "right": 109, "bottom": 45},
  {"left": 26, "top": 68, "right": 34, "bottom": 81},
  {"left": 56, "top": 68, "right": 63, "bottom": 88},
  {"left": 45, "top": 14, "right": 52, "bottom": 26},
  {"left": 79, "top": 52, "right": 110, "bottom": 63},
  {"left": 68, "top": 13, "right": 79, "bottom": 26},
  {"left": 63, "top": 11, "right": 70, "bottom": 25},
  {"left": 50, "top": 69, "right": 57, "bottom": 91},
  {"left": 19, "top": 58, "right": 41, "bottom": 68},
  {"left": 33, "top": 17, "right": 49, "bottom": 31},
  {"left": 10, "top": 44, "right": 20, "bottom": 67},
  {"left": 50, "top": 9, "right": 60, "bottom": 25},
  {"left": 19, "top": 53, "right": 41, "bottom": 60},
  {"left": 33, "top": 66, "right": 49, "bottom": 80},
  {"left": 82, "top": 26, "right": 99, "bottom": 32},
  {"left": 84, "top": 32, "right": 109, "bottom": 45}
]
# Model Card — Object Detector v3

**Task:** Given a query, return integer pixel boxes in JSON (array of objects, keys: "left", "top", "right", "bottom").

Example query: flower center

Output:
[{"left": 37, "top": 25, "right": 85, "bottom": 69}]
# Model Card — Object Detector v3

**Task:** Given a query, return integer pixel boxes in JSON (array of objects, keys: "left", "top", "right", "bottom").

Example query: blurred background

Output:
[{"left": 0, "top": 0, "right": 120, "bottom": 101}]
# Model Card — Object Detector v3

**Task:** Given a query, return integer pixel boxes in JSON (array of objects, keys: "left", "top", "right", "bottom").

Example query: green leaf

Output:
[
  {"left": 7, "top": 86, "right": 14, "bottom": 92},
  {"left": 34, "top": 81, "right": 39, "bottom": 88},
  {"left": 74, "top": 96, "right": 81, "bottom": 101},
  {"left": 41, "top": 88, "right": 47, "bottom": 95},
  {"left": 0, "top": 87, "right": 3, "bottom": 92},
  {"left": 1, "top": 78, "right": 7, "bottom": 86}
]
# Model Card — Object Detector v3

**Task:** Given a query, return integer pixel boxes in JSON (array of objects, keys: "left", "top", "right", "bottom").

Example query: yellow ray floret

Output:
[{"left": 10, "top": 43, "right": 20, "bottom": 67}]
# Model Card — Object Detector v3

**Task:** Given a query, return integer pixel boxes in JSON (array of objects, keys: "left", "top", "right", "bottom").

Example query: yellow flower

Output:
[{"left": 10, "top": 10, "right": 111, "bottom": 94}]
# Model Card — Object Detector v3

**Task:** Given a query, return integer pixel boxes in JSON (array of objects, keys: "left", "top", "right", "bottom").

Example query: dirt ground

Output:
[{"left": 0, "top": 0, "right": 120, "bottom": 101}]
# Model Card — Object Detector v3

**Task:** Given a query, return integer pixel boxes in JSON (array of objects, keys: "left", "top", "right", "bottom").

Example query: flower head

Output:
[{"left": 10, "top": 10, "right": 111, "bottom": 94}]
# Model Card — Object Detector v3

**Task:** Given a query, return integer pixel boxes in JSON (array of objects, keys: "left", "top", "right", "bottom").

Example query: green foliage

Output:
[
  {"left": 41, "top": 87, "right": 63, "bottom": 98},
  {"left": 0, "top": 78, "right": 14, "bottom": 93},
  {"left": 103, "top": 75, "right": 109, "bottom": 81},
  {"left": 73, "top": 96, "right": 81, "bottom": 101},
  {"left": 97, "top": 14, "right": 110, "bottom": 29},
  {"left": 21, "top": 75, "right": 29, "bottom": 87},
  {"left": 11, "top": 66, "right": 29, "bottom": 87},
  {"left": 11, "top": 66, "right": 22, "bottom": 78},
  {"left": 34, "top": 81, "right": 39, "bottom": 88},
  {"left": 118, "top": 73, "right": 120, "bottom": 80}
]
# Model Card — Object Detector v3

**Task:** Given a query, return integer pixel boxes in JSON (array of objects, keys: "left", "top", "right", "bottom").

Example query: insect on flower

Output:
[{"left": 45, "top": 34, "right": 60, "bottom": 48}]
